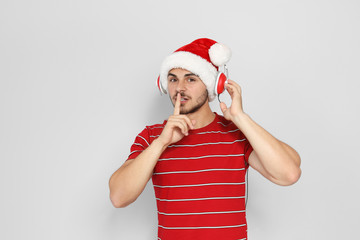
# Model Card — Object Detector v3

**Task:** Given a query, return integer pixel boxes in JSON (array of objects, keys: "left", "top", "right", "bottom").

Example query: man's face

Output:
[{"left": 167, "top": 68, "right": 209, "bottom": 115}]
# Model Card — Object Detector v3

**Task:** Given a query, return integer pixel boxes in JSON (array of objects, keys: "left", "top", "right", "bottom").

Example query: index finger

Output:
[
  {"left": 173, "top": 93, "right": 181, "bottom": 115},
  {"left": 226, "top": 79, "right": 241, "bottom": 92}
]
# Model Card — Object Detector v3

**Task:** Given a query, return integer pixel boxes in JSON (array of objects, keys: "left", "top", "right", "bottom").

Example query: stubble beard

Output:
[{"left": 179, "top": 90, "right": 209, "bottom": 115}]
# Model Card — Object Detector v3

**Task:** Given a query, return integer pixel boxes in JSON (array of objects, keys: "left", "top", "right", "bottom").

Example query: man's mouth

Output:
[
  {"left": 175, "top": 95, "right": 190, "bottom": 104},
  {"left": 180, "top": 97, "right": 189, "bottom": 103}
]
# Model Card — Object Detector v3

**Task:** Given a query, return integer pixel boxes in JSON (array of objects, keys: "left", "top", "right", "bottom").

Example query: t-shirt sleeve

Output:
[{"left": 126, "top": 127, "right": 151, "bottom": 161}]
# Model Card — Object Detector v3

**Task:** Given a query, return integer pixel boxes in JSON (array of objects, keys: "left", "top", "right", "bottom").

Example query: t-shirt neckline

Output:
[{"left": 189, "top": 112, "right": 221, "bottom": 134}]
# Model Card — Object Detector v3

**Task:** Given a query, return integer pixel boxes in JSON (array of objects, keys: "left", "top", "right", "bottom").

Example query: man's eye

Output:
[
  {"left": 188, "top": 78, "right": 195, "bottom": 82},
  {"left": 169, "top": 78, "right": 177, "bottom": 82}
]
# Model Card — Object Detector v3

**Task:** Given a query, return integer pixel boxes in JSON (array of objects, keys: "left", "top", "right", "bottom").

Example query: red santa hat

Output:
[{"left": 159, "top": 38, "right": 231, "bottom": 101}]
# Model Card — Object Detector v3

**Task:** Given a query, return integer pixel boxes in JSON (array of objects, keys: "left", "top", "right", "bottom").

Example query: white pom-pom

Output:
[{"left": 209, "top": 43, "right": 232, "bottom": 66}]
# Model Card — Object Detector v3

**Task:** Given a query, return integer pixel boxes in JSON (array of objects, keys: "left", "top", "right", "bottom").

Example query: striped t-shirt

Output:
[{"left": 127, "top": 113, "right": 253, "bottom": 240}]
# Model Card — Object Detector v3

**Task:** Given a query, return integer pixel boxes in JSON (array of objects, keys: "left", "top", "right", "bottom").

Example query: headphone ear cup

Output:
[
  {"left": 157, "top": 76, "right": 167, "bottom": 94},
  {"left": 215, "top": 72, "right": 227, "bottom": 95}
]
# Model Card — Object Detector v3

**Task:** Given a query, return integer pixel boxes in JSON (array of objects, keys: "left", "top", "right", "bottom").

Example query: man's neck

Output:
[{"left": 186, "top": 103, "right": 215, "bottom": 129}]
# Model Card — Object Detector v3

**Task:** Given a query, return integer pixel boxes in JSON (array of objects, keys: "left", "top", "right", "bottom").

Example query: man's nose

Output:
[{"left": 176, "top": 80, "right": 186, "bottom": 92}]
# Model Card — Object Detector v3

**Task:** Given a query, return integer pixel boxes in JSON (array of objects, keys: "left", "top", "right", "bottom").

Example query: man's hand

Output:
[
  {"left": 220, "top": 79, "right": 245, "bottom": 122},
  {"left": 157, "top": 93, "right": 195, "bottom": 147},
  {"left": 110, "top": 93, "right": 196, "bottom": 208},
  {"left": 219, "top": 79, "right": 301, "bottom": 186}
]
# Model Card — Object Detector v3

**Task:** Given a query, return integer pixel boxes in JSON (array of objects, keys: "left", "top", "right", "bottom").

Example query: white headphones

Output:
[{"left": 157, "top": 64, "right": 229, "bottom": 96}]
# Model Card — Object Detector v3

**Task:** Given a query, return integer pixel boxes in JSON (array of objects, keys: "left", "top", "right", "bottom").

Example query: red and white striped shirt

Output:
[{"left": 127, "top": 113, "right": 253, "bottom": 240}]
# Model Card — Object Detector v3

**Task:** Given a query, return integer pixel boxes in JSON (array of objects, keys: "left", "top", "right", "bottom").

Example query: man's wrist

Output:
[
  {"left": 232, "top": 112, "right": 250, "bottom": 131},
  {"left": 152, "top": 137, "right": 170, "bottom": 152}
]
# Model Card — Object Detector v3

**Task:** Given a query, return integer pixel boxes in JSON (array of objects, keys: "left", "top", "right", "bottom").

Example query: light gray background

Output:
[{"left": 1, "top": 0, "right": 359, "bottom": 239}]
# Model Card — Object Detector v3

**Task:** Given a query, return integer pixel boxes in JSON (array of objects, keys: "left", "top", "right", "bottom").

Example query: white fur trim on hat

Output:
[
  {"left": 159, "top": 51, "right": 218, "bottom": 101},
  {"left": 209, "top": 43, "right": 232, "bottom": 67}
]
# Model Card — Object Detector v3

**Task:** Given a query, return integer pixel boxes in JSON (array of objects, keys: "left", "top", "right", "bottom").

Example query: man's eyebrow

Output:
[
  {"left": 167, "top": 72, "right": 199, "bottom": 78},
  {"left": 167, "top": 73, "right": 177, "bottom": 77},
  {"left": 184, "top": 73, "right": 198, "bottom": 77}
]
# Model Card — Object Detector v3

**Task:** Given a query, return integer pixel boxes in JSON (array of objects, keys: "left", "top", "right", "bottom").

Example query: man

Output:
[{"left": 109, "top": 38, "right": 301, "bottom": 239}]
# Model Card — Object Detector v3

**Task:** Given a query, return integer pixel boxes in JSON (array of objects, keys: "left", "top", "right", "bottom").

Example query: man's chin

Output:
[
  {"left": 180, "top": 107, "right": 191, "bottom": 115},
  {"left": 179, "top": 109, "right": 189, "bottom": 115},
  {"left": 180, "top": 106, "right": 199, "bottom": 115}
]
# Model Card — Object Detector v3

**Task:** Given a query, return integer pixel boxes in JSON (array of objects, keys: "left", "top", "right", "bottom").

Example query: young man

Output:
[{"left": 109, "top": 38, "right": 301, "bottom": 239}]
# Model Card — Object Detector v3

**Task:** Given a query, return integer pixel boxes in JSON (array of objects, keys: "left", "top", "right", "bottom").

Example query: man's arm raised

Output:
[
  {"left": 109, "top": 93, "right": 195, "bottom": 208},
  {"left": 220, "top": 80, "right": 301, "bottom": 186}
]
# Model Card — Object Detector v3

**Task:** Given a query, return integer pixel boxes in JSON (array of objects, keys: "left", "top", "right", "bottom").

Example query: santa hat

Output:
[{"left": 159, "top": 38, "right": 231, "bottom": 101}]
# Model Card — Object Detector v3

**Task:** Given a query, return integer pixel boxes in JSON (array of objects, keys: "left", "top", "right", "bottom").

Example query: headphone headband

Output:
[{"left": 156, "top": 65, "right": 228, "bottom": 97}]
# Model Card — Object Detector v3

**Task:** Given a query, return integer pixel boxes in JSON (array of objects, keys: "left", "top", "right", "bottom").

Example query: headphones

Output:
[
  {"left": 157, "top": 75, "right": 167, "bottom": 95},
  {"left": 215, "top": 64, "right": 229, "bottom": 96},
  {"left": 157, "top": 64, "right": 229, "bottom": 97}
]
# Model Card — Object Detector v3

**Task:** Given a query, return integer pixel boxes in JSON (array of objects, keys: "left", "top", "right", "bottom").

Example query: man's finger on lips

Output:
[{"left": 174, "top": 93, "right": 181, "bottom": 115}]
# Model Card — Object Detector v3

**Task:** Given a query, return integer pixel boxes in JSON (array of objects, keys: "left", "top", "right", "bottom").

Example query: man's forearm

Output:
[
  {"left": 233, "top": 112, "right": 301, "bottom": 184},
  {"left": 109, "top": 138, "right": 167, "bottom": 208}
]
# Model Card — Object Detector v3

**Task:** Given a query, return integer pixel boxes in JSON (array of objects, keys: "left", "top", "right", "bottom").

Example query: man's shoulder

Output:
[
  {"left": 214, "top": 113, "right": 236, "bottom": 129},
  {"left": 145, "top": 120, "right": 167, "bottom": 130},
  {"left": 216, "top": 113, "right": 230, "bottom": 123},
  {"left": 133, "top": 120, "right": 166, "bottom": 144},
  {"left": 138, "top": 120, "right": 167, "bottom": 137}
]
